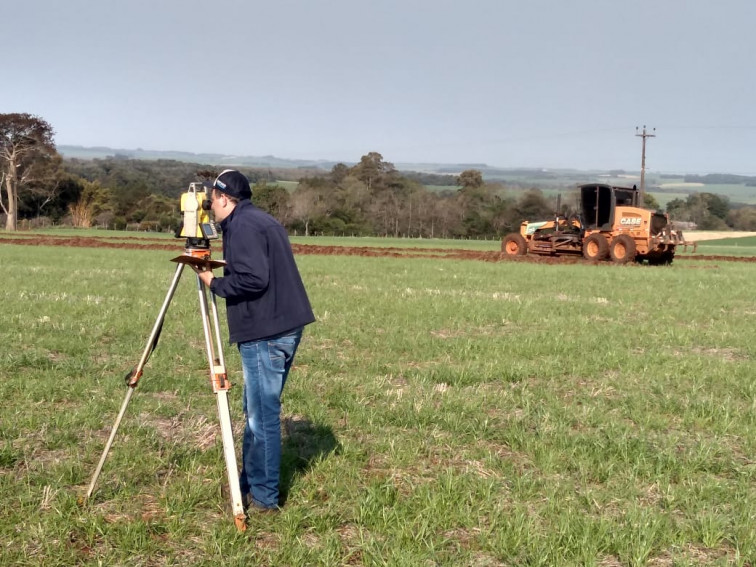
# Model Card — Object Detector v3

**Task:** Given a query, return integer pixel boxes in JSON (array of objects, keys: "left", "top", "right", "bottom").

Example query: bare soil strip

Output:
[{"left": 1, "top": 235, "right": 754, "bottom": 264}]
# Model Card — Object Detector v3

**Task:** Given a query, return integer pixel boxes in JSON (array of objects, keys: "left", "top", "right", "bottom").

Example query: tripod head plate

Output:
[{"left": 171, "top": 254, "right": 226, "bottom": 269}]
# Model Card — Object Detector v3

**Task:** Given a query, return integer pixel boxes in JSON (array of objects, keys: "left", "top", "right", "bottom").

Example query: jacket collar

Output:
[{"left": 218, "top": 199, "right": 253, "bottom": 231}]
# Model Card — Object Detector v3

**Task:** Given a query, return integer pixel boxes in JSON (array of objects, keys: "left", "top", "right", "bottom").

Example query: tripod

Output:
[{"left": 84, "top": 241, "right": 246, "bottom": 531}]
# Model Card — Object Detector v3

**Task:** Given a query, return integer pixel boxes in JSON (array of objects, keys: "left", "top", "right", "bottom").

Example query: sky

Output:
[{"left": 3, "top": 0, "right": 755, "bottom": 174}]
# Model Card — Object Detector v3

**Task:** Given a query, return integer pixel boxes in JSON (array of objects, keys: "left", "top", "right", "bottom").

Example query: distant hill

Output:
[
  {"left": 55, "top": 145, "right": 756, "bottom": 198},
  {"left": 57, "top": 145, "right": 343, "bottom": 170},
  {"left": 57, "top": 144, "right": 588, "bottom": 179},
  {"left": 51, "top": 144, "right": 756, "bottom": 207}
]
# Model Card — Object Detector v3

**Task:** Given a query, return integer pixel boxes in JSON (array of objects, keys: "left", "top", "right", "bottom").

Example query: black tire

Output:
[
  {"left": 582, "top": 233, "right": 609, "bottom": 261},
  {"left": 610, "top": 234, "right": 637, "bottom": 264},
  {"left": 647, "top": 251, "right": 674, "bottom": 266},
  {"left": 502, "top": 233, "right": 528, "bottom": 256}
]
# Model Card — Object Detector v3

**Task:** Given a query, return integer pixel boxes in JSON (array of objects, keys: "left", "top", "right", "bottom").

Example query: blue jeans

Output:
[{"left": 238, "top": 328, "right": 303, "bottom": 509}]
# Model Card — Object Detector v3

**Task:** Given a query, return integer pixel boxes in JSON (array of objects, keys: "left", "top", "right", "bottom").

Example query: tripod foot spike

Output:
[{"left": 234, "top": 514, "right": 247, "bottom": 531}]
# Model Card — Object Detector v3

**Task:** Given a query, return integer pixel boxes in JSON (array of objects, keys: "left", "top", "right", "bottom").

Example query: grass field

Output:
[
  {"left": 2, "top": 236, "right": 756, "bottom": 566},
  {"left": 687, "top": 236, "right": 756, "bottom": 257},
  {"left": 273, "top": 180, "right": 299, "bottom": 192}
]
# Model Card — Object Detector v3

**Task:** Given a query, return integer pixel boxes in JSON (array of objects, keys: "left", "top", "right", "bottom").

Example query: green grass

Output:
[
  {"left": 2, "top": 238, "right": 756, "bottom": 565},
  {"left": 680, "top": 236, "right": 756, "bottom": 257},
  {"left": 0, "top": 227, "right": 175, "bottom": 239},
  {"left": 289, "top": 235, "right": 503, "bottom": 250},
  {"left": 651, "top": 180, "right": 756, "bottom": 207},
  {"left": 678, "top": 184, "right": 756, "bottom": 205},
  {"left": 274, "top": 180, "right": 299, "bottom": 192}
]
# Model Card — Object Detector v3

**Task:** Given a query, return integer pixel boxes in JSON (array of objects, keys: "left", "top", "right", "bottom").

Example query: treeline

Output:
[
  {"left": 18, "top": 156, "right": 313, "bottom": 232},
  {"left": 44, "top": 152, "right": 557, "bottom": 238},
  {"left": 666, "top": 192, "right": 756, "bottom": 231},
  {"left": 14, "top": 151, "right": 756, "bottom": 235},
  {"left": 254, "top": 154, "right": 559, "bottom": 237}
]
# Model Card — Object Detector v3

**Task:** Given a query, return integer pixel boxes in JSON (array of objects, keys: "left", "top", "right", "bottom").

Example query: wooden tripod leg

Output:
[
  {"left": 84, "top": 387, "right": 134, "bottom": 500},
  {"left": 216, "top": 390, "right": 246, "bottom": 530},
  {"left": 84, "top": 262, "right": 185, "bottom": 502},
  {"left": 196, "top": 274, "right": 246, "bottom": 531}
]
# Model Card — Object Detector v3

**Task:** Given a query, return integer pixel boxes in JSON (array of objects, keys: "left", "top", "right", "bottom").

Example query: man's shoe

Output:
[
  {"left": 250, "top": 505, "right": 280, "bottom": 515},
  {"left": 246, "top": 497, "right": 280, "bottom": 515}
]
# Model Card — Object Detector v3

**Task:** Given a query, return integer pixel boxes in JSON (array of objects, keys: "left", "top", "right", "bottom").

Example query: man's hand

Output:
[{"left": 193, "top": 265, "right": 215, "bottom": 287}]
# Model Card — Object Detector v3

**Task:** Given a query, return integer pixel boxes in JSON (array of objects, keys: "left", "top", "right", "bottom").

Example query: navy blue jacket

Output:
[{"left": 209, "top": 200, "right": 315, "bottom": 343}]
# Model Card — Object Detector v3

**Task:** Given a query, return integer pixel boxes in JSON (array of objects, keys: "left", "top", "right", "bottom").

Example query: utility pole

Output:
[{"left": 635, "top": 125, "right": 655, "bottom": 206}]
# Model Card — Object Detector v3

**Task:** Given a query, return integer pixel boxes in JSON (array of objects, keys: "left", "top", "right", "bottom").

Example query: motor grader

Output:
[{"left": 502, "top": 183, "right": 695, "bottom": 264}]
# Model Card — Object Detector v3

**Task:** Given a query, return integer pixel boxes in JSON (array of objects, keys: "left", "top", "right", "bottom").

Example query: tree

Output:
[
  {"left": 69, "top": 179, "right": 110, "bottom": 228},
  {"left": 19, "top": 152, "right": 66, "bottom": 220},
  {"left": 727, "top": 206, "right": 756, "bottom": 231},
  {"left": 334, "top": 175, "right": 370, "bottom": 213},
  {"left": 329, "top": 163, "right": 349, "bottom": 185},
  {"left": 665, "top": 192, "right": 731, "bottom": 229},
  {"left": 290, "top": 184, "right": 327, "bottom": 236},
  {"left": 642, "top": 193, "right": 660, "bottom": 211},
  {"left": 433, "top": 194, "right": 464, "bottom": 238},
  {"left": 701, "top": 193, "right": 730, "bottom": 220},
  {"left": 352, "top": 152, "right": 395, "bottom": 192},
  {"left": 458, "top": 169, "right": 484, "bottom": 190},
  {"left": 25, "top": 173, "right": 83, "bottom": 223},
  {"left": 0, "top": 113, "right": 58, "bottom": 230},
  {"left": 490, "top": 194, "right": 517, "bottom": 234},
  {"left": 514, "top": 189, "right": 552, "bottom": 220},
  {"left": 665, "top": 198, "right": 686, "bottom": 217},
  {"left": 252, "top": 181, "right": 290, "bottom": 223}
]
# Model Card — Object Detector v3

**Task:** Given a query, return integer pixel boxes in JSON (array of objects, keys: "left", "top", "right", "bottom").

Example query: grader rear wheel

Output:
[
  {"left": 610, "top": 234, "right": 637, "bottom": 264},
  {"left": 582, "top": 233, "right": 609, "bottom": 261},
  {"left": 502, "top": 233, "right": 528, "bottom": 256}
]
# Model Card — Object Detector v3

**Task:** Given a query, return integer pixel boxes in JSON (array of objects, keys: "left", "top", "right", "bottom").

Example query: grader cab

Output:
[{"left": 502, "top": 183, "right": 695, "bottom": 264}]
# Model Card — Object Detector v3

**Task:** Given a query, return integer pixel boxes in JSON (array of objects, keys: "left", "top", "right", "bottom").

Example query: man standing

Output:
[{"left": 195, "top": 169, "right": 315, "bottom": 513}]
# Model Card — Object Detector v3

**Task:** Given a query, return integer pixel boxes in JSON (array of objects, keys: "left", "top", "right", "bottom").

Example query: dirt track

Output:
[{"left": 1, "top": 234, "right": 754, "bottom": 265}]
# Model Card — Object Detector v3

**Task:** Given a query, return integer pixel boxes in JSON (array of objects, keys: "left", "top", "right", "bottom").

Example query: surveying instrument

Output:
[{"left": 83, "top": 182, "right": 247, "bottom": 531}]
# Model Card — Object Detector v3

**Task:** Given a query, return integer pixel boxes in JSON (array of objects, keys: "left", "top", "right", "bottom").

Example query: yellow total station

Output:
[{"left": 179, "top": 182, "right": 217, "bottom": 240}]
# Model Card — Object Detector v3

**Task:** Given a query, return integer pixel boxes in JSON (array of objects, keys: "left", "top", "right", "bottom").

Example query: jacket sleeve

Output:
[{"left": 210, "top": 230, "right": 269, "bottom": 299}]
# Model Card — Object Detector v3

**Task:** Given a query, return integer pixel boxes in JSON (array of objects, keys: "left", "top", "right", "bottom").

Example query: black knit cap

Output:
[{"left": 203, "top": 169, "right": 252, "bottom": 200}]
